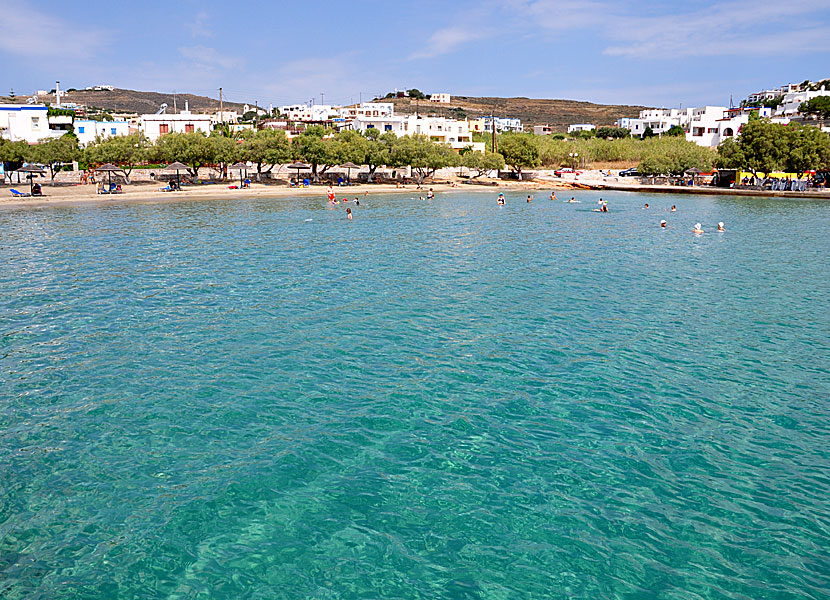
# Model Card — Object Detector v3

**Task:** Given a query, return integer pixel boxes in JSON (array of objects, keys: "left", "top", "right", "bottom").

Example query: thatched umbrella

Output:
[
  {"left": 95, "top": 163, "right": 124, "bottom": 192},
  {"left": 340, "top": 162, "right": 360, "bottom": 183},
  {"left": 229, "top": 162, "right": 249, "bottom": 188},
  {"left": 163, "top": 162, "right": 191, "bottom": 189},
  {"left": 16, "top": 165, "right": 46, "bottom": 195},
  {"left": 287, "top": 162, "right": 310, "bottom": 185}
]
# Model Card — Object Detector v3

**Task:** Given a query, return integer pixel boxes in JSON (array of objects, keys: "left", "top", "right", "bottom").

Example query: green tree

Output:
[
  {"left": 407, "top": 88, "right": 426, "bottom": 100},
  {"left": 30, "top": 133, "right": 80, "bottom": 182},
  {"left": 596, "top": 127, "right": 629, "bottom": 139},
  {"left": 498, "top": 133, "right": 540, "bottom": 179},
  {"left": 84, "top": 132, "right": 149, "bottom": 178},
  {"left": 642, "top": 126, "right": 655, "bottom": 139},
  {"left": 715, "top": 137, "right": 745, "bottom": 169},
  {"left": 665, "top": 125, "right": 685, "bottom": 137},
  {"left": 798, "top": 96, "right": 830, "bottom": 119},
  {"left": 389, "top": 135, "right": 456, "bottom": 183},
  {"left": 783, "top": 123, "right": 830, "bottom": 177},
  {"left": 0, "top": 138, "right": 31, "bottom": 167},
  {"left": 292, "top": 125, "right": 338, "bottom": 181},
  {"left": 151, "top": 132, "right": 214, "bottom": 176},
  {"left": 239, "top": 128, "right": 291, "bottom": 181},
  {"left": 737, "top": 118, "right": 787, "bottom": 175},
  {"left": 461, "top": 151, "right": 505, "bottom": 178},
  {"left": 638, "top": 137, "right": 714, "bottom": 175},
  {"left": 207, "top": 131, "right": 239, "bottom": 178}
]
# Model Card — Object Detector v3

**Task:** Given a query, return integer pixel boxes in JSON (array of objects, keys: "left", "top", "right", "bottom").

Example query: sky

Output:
[{"left": 2, "top": 0, "right": 829, "bottom": 110}]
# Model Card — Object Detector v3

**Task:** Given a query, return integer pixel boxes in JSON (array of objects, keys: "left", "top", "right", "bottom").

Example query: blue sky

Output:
[{"left": 2, "top": 0, "right": 829, "bottom": 109}]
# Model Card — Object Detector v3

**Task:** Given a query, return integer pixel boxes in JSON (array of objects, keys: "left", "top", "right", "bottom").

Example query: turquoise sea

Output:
[{"left": 1, "top": 190, "right": 828, "bottom": 599}]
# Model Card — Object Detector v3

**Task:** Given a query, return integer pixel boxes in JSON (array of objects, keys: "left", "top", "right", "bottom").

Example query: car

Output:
[
  {"left": 554, "top": 168, "right": 583, "bottom": 177},
  {"left": 619, "top": 167, "right": 639, "bottom": 177}
]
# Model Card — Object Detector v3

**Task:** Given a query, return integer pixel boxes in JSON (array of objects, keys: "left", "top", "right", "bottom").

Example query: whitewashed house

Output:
[
  {"left": 0, "top": 104, "right": 55, "bottom": 143},
  {"left": 74, "top": 120, "right": 131, "bottom": 146},
  {"left": 139, "top": 111, "right": 212, "bottom": 141},
  {"left": 567, "top": 123, "right": 596, "bottom": 134},
  {"left": 429, "top": 93, "right": 451, "bottom": 104},
  {"left": 351, "top": 115, "right": 485, "bottom": 152}
]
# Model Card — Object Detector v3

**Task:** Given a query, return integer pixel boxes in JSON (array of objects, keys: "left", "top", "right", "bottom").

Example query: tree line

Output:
[{"left": 0, "top": 127, "right": 508, "bottom": 184}]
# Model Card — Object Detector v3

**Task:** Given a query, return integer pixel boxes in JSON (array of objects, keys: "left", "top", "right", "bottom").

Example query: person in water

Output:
[
  {"left": 427, "top": 188, "right": 434, "bottom": 199},
  {"left": 497, "top": 193, "right": 505, "bottom": 205},
  {"left": 671, "top": 205, "right": 677, "bottom": 212},
  {"left": 660, "top": 220, "right": 667, "bottom": 228},
  {"left": 346, "top": 207, "right": 352, "bottom": 220},
  {"left": 601, "top": 203, "right": 608, "bottom": 212},
  {"left": 692, "top": 222, "right": 704, "bottom": 233},
  {"left": 550, "top": 191, "right": 557, "bottom": 200},
  {"left": 568, "top": 197, "right": 576, "bottom": 203},
  {"left": 354, "top": 198, "right": 360, "bottom": 205},
  {"left": 527, "top": 195, "right": 533, "bottom": 203},
  {"left": 644, "top": 203, "right": 649, "bottom": 209},
  {"left": 717, "top": 222, "right": 725, "bottom": 231}
]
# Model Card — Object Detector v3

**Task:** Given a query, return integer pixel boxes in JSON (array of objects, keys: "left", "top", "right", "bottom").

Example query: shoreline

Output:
[{"left": 3, "top": 178, "right": 830, "bottom": 210}]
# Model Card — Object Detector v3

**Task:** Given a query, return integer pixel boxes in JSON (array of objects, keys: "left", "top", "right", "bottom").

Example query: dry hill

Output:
[
  {"left": 375, "top": 96, "right": 650, "bottom": 131},
  {"left": 0, "top": 88, "right": 248, "bottom": 115}
]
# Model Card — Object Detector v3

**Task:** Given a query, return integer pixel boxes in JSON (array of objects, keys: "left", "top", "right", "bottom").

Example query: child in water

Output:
[
  {"left": 497, "top": 193, "right": 505, "bottom": 205},
  {"left": 346, "top": 208, "right": 352, "bottom": 220}
]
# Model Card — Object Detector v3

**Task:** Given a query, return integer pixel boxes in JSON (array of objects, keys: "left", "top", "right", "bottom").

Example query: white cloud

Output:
[
  {"left": 179, "top": 46, "right": 244, "bottom": 70},
  {"left": 0, "top": 1, "right": 108, "bottom": 59},
  {"left": 189, "top": 11, "right": 213, "bottom": 38},
  {"left": 410, "top": 27, "right": 487, "bottom": 59}
]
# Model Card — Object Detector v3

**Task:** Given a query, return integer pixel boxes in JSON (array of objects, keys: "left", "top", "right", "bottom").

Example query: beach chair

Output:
[
  {"left": 10, "top": 189, "right": 31, "bottom": 197},
  {"left": 303, "top": 178, "right": 310, "bottom": 187}
]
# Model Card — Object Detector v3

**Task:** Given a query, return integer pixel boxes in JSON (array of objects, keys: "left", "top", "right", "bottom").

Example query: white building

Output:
[
  {"left": 0, "top": 104, "right": 63, "bottom": 143},
  {"left": 352, "top": 115, "right": 485, "bottom": 152},
  {"left": 429, "top": 93, "right": 451, "bottom": 104},
  {"left": 139, "top": 111, "right": 212, "bottom": 141},
  {"left": 775, "top": 88, "right": 830, "bottom": 116},
  {"left": 469, "top": 116, "right": 523, "bottom": 133},
  {"left": 622, "top": 108, "right": 694, "bottom": 138},
  {"left": 533, "top": 125, "right": 556, "bottom": 136},
  {"left": 337, "top": 103, "right": 394, "bottom": 120},
  {"left": 280, "top": 104, "right": 337, "bottom": 122},
  {"left": 212, "top": 110, "right": 239, "bottom": 124},
  {"left": 74, "top": 120, "right": 131, "bottom": 146},
  {"left": 684, "top": 106, "right": 730, "bottom": 146},
  {"left": 567, "top": 123, "right": 596, "bottom": 133}
]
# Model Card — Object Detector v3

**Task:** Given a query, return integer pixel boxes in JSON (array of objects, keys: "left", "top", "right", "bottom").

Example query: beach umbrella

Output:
[
  {"left": 685, "top": 167, "right": 702, "bottom": 175},
  {"left": 16, "top": 165, "right": 46, "bottom": 195},
  {"left": 164, "top": 162, "right": 191, "bottom": 189},
  {"left": 287, "top": 162, "right": 310, "bottom": 184},
  {"left": 340, "top": 162, "right": 360, "bottom": 182},
  {"left": 95, "top": 163, "right": 124, "bottom": 192},
  {"left": 229, "top": 161, "right": 249, "bottom": 188}
]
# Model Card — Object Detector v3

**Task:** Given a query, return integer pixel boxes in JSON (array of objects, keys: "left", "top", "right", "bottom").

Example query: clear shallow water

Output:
[{"left": 1, "top": 190, "right": 828, "bottom": 599}]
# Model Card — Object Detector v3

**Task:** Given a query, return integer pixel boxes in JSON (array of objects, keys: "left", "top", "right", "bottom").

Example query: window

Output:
[
  {"left": 78, "top": 126, "right": 85, "bottom": 133},
  {"left": 31, "top": 117, "right": 40, "bottom": 129},
  {"left": 159, "top": 124, "right": 169, "bottom": 134},
  {"left": 366, "top": 124, "right": 375, "bottom": 129},
  {"left": 185, "top": 124, "right": 194, "bottom": 133},
  {"left": 724, "top": 128, "right": 734, "bottom": 137},
  {"left": 111, "top": 128, "right": 117, "bottom": 135},
  {"left": 384, "top": 124, "right": 392, "bottom": 131}
]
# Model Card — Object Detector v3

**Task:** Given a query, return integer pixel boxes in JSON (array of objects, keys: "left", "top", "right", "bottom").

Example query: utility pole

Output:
[
  {"left": 173, "top": 90, "right": 177, "bottom": 114},
  {"left": 491, "top": 103, "right": 498, "bottom": 155},
  {"left": 219, "top": 87, "right": 223, "bottom": 123},
  {"left": 321, "top": 92, "right": 324, "bottom": 105}
]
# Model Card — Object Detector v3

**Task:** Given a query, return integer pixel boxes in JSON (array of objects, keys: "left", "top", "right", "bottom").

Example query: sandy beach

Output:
[{"left": 3, "top": 171, "right": 829, "bottom": 210}]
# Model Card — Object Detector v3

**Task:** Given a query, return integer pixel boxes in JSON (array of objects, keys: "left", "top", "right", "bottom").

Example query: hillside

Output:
[
  {"left": 375, "top": 96, "right": 650, "bottom": 130},
  {"left": 0, "top": 88, "right": 248, "bottom": 115}
]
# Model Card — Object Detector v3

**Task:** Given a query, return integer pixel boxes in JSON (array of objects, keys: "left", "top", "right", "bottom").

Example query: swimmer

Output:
[
  {"left": 717, "top": 222, "right": 725, "bottom": 231},
  {"left": 346, "top": 207, "right": 352, "bottom": 220},
  {"left": 660, "top": 220, "right": 667, "bottom": 228},
  {"left": 644, "top": 203, "right": 649, "bottom": 209},
  {"left": 365, "top": 191, "right": 369, "bottom": 196},
  {"left": 568, "top": 197, "right": 577, "bottom": 203},
  {"left": 527, "top": 195, "right": 533, "bottom": 203},
  {"left": 427, "top": 188, "right": 434, "bottom": 199},
  {"left": 601, "top": 204, "right": 608, "bottom": 212},
  {"left": 692, "top": 222, "right": 704, "bottom": 234},
  {"left": 550, "top": 191, "right": 557, "bottom": 201},
  {"left": 671, "top": 205, "right": 677, "bottom": 212},
  {"left": 354, "top": 198, "right": 360, "bottom": 205},
  {"left": 497, "top": 193, "right": 505, "bottom": 205}
]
